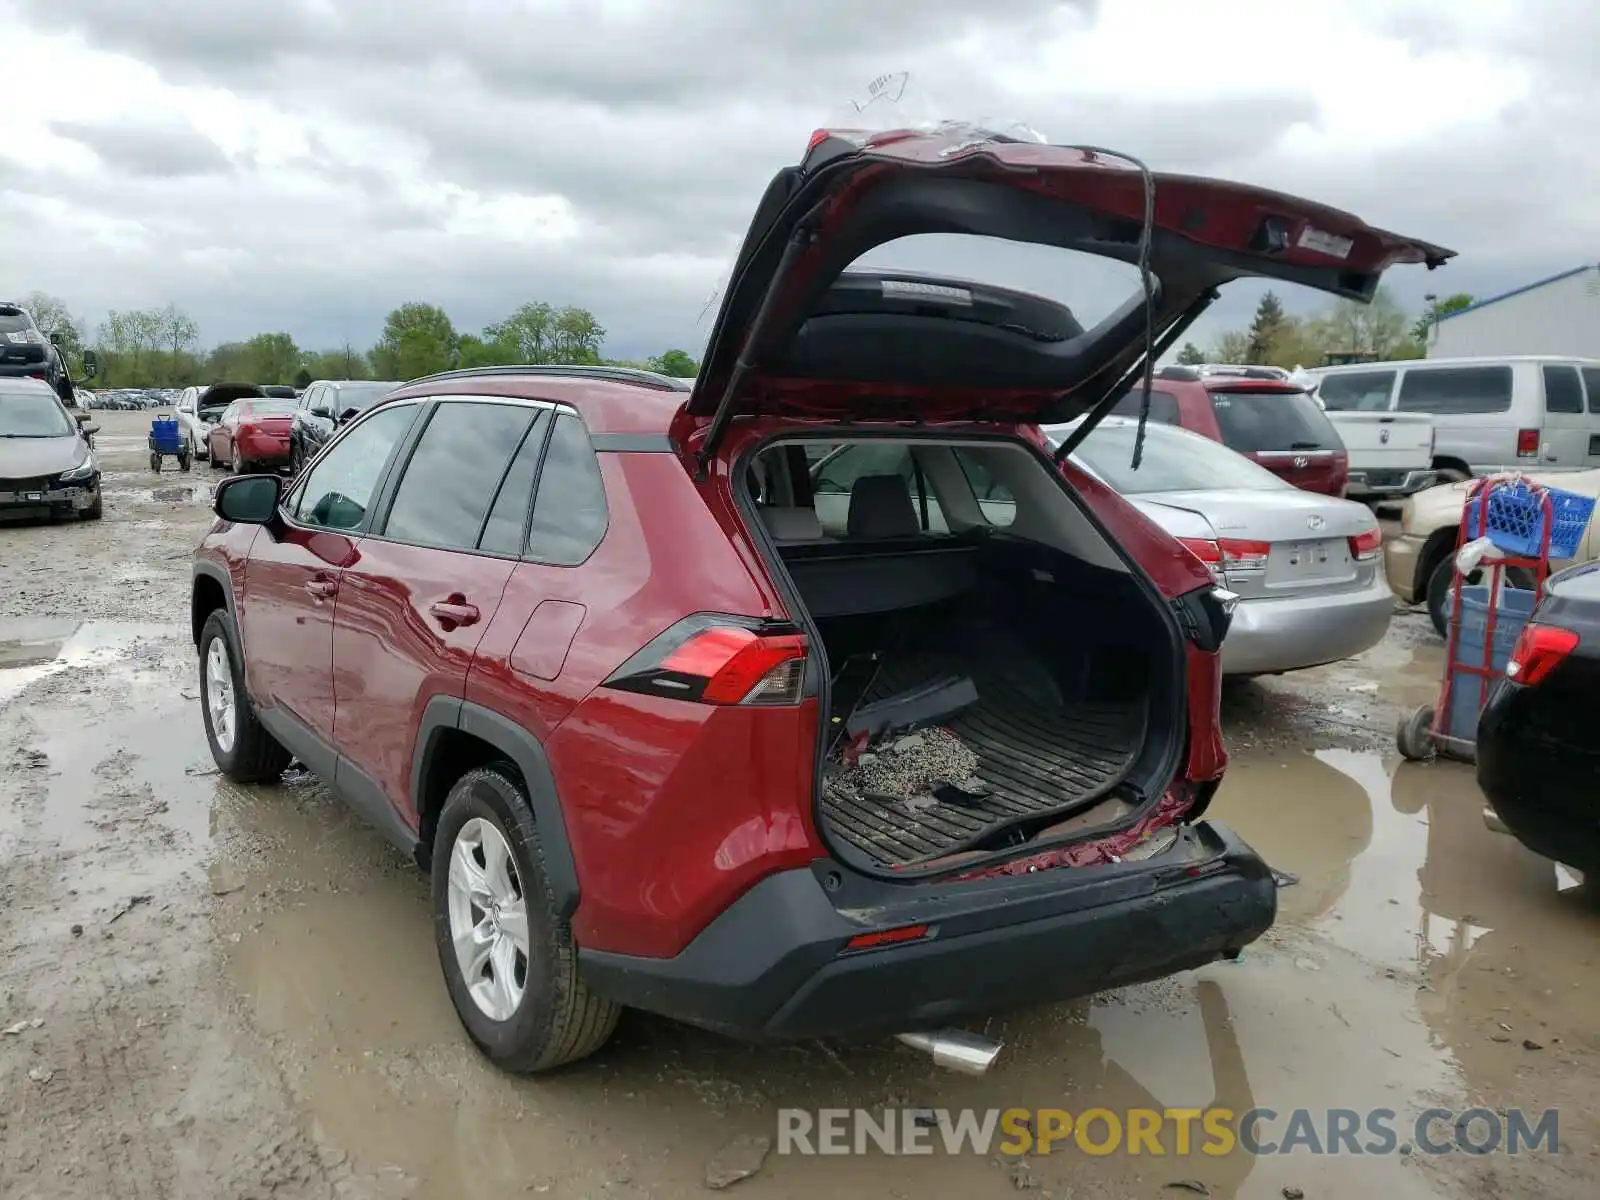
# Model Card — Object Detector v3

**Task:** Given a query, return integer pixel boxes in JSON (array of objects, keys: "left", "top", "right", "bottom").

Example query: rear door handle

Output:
[
  {"left": 304, "top": 577, "right": 337, "bottom": 599},
  {"left": 429, "top": 599, "right": 480, "bottom": 628}
]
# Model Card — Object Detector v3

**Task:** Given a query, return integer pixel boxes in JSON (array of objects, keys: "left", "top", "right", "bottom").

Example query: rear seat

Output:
[{"left": 762, "top": 474, "right": 980, "bottom": 617}]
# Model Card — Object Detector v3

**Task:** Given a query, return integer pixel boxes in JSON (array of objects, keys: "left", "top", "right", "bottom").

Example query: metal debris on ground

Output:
[
  {"left": 828, "top": 727, "right": 983, "bottom": 811},
  {"left": 107, "top": 894, "right": 154, "bottom": 924}
]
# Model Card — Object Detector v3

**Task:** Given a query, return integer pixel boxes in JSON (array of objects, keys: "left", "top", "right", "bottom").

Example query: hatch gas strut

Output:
[{"left": 1051, "top": 289, "right": 1219, "bottom": 465}]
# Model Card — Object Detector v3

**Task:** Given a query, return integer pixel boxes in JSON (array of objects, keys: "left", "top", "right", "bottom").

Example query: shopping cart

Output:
[
  {"left": 148, "top": 416, "right": 192, "bottom": 473},
  {"left": 1397, "top": 475, "right": 1594, "bottom": 761}
]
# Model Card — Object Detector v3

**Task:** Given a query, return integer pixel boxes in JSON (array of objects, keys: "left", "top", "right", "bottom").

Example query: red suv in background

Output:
[
  {"left": 1110, "top": 364, "right": 1350, "bottom": 496},
  {"left": 190, "top": 125, "right": 1450, "bottom": 1073}
]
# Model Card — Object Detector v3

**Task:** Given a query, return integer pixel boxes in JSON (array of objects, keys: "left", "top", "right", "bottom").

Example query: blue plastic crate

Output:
[
  {"left": 149, "top": 417, "right": 183, "bottom": 453},
  {"left": 1443, "top": 585, "right": 1536, "bottom": 746},
  {"left": 1465, "top": 481, "right": 1595, "bottom": 559}
]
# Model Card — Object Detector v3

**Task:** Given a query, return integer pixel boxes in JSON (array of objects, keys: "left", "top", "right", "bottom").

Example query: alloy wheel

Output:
[
  {"left": 204, "top": 636, "right": 237, "bottom": 753},
  {"left": 446, "top": 817, "right": 531, "bottom": 1022}
]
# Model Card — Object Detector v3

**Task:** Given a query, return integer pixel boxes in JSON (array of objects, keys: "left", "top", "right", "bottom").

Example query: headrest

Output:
[
  {"left": 847, "top": 473, "right": 920, "bottom": 539},
  {"left": 760, "top": 506, "right": 823, "bottom": 542}
]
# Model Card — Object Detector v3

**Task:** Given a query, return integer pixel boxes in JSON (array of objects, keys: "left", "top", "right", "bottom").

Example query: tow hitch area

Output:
[{"left": 895, "top": 1029, "right": 1004, "bottom": 1076}]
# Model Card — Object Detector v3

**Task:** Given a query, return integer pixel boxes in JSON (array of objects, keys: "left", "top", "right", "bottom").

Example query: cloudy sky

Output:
[{"left": 1, "top": 0, "right": 1592, "bottom": 362}]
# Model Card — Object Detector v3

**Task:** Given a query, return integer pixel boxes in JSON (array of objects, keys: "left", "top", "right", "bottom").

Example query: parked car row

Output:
[{"left": 190, "top": 125, "right": 1451, "bottom": 1077}]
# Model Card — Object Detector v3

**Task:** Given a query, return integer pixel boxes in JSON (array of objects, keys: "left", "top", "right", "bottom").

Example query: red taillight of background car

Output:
[
  {"left": 1348, "top": 528, "right": 1383, "bottom": 561},
  {"left": 604, "top": 615, "right": 808, "bottom": 705},
  {"left": 1180, "top": 537, "right": 1270, "bottom": 584},
  {"left": 1517, "top": 428, "right": 1539, "bottom": 458},
  {"left": 1505, "top": 623, "right": 1579, "bottom": 687}
]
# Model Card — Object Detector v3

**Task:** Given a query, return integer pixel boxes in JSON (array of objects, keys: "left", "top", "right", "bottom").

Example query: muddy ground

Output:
[{"left": 2, "top": 410, "right": 1596, "bottom": 1199}]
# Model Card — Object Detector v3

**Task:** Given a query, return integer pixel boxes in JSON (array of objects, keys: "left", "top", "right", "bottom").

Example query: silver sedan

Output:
[{"left": 1048, "top": 417, "right": 1391, "bottom": 676}]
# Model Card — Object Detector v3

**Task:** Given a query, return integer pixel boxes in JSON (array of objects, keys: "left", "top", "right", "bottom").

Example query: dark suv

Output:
[
  {"left": 288, "top": 379, "right": 402, "bottom": 473},
  {"left": 1, "top": 302, "right": 78, "bottom": 405},
  {"left": 191, "top": 126, "right": 1450, "bottom": 1072}
]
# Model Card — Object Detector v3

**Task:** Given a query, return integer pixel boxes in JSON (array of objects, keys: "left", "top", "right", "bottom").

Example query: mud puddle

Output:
[
  {"left": 195, "top": 743, "right": 1600, "bottom": 1197},
  {"left": 102, "top": 482, "right": 212, "bottom": 506}
]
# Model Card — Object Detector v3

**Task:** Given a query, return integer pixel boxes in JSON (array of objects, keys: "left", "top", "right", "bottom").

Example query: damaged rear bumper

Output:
[{"left": 577, "top": 820, "right": 1276, "bottom": 1039}]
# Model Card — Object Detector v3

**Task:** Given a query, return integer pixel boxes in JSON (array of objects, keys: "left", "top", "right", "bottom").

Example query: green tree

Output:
[
  {"left": 1246, "top": 291, "right": 1287, "bottom": 364},
  {"left": 484, "top": 302, "right": 556, "bottom": 361},
  {"left": 551, "top": 305, "right": 605, "bottom": 364},
  {"left": 95, "top": 308, "right": 164, "bottom": 385},
  {"left": 19, "top": 291, "right": 85, "bottom": 368},
  {"left": 302, "top": 344, "right": 370, "bottom": 381},
  {"left": 1310, "top": 285, "right": 1410, "bottom": 361},
  {"left": 1410, "top": 292, "right": 1474, "bottom": 345},
  {"left": 372, "top": 302, "right": 457, "bottom": 379},
  {"left": 1212, "top": 330, "right": 1252, "bottom": 363},
  {"left": 205, "top": 341, "right": 253, "bottom": 382},
  {"left": 1175, "top": 342, "right": 1206, "bottom": 366},
  {"left": 241, "top": 332, "right": 302, "bottom": 384},
  {"left": 293, "top": 367, "right": 313, "bottom": 389},
  {"left": 648, "top": 349, "right": 699, "bottom": 377}
]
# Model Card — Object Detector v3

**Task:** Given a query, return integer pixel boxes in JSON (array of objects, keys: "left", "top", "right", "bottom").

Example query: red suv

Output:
[
  {"left": 1110, "top": 365, "right": 1350, "bottom": 496},
  {"left": 191, "top": 126, "right": 1450, "bottom": 1073}
]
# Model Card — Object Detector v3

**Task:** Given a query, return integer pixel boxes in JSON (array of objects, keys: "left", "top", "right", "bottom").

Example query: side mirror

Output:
[
  {"left": 312, "top": 406, "right": 333, "bottom": 419},
  {"left": 81, "top": 350, "right": 99, "bottom": 379},
  {"left": 49, "top": 332, "right": 62, "bottom": 347},
  {"left": 213, "top": 474, "right": 282, "bottom": 525}
]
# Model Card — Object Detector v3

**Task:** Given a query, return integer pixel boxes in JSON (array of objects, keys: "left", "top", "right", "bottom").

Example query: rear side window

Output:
[
  {"left": 1208, "top": 390, "right": 1340, "bottom": 452},
  {"left": 1109, "top": 388, "right": 1181, "bottom": 425},
  {"left": 478, "top": 410, "right": 551, "bottom": 556},
  {"left": 1543, "top": 366, "right": 1585, "bottom": 415},
  {"left": 953, "top": 450, "right": 1017, "bottom": 527},
  {"left": 1584, "top": 368, "right": 1600, "bottom": 415},
  {"left": 383, "top": 401, "right": 537, "bottom": 551},
  {"left": 1396, "top": 366, "right": 1513, "bottom": 415},
  {"left": 294, "top": 403, "right": 419, "bottom": 531},
  {"left": 1314, "top": 370, "right": 1395, "bottom": 412},
  {"left": 525, "top": 413, "right": 609, "bottom": 565}
]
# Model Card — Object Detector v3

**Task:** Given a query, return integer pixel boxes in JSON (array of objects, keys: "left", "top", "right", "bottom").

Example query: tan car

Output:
[{"left": 1385, "top": 468, "right": 1600, "bottom": 634}]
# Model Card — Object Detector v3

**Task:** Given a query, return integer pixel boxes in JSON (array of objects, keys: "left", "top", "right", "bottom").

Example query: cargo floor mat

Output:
[{"left": 821, "top": 648, "right": 1146, "bottom": 870}]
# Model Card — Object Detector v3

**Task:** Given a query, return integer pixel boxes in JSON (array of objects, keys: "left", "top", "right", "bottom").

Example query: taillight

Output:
[
  {"left": 1506, "top": 623, "right": 1579, "bottom": 687},
  {"left": 1348, "top": 528, "right": 1382, "bottom": 561},
  {"left": 602, "top": 614, "right": 808, "bottom": 706},
  {"left": 1179, "top": 538, "right": 1270, "bottom": 582},
  {"left": 1516, "top": 428, "right": 1539, "bottom": 458}
]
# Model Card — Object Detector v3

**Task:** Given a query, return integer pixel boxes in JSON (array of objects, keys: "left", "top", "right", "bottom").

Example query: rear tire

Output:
[
  {"left": 80, "top": 492, "right": 103, "bottom": 521},
  {"left": 198, "top": 609, "right": 291, "bottom": 784},
  {"left": 432, "top": 766, "right": 620, "bottom": 1073}
]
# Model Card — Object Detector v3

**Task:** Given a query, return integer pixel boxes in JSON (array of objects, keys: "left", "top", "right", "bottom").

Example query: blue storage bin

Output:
[
  {"left": 1443, "top": 585, "right": 1536, "bottom": 743},
  {"left": 1465, "top": 482, "right": 1595, "bottom": 560}
]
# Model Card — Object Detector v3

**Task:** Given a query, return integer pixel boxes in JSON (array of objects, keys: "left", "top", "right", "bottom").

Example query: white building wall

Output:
[{"left": 1428, "top": 264, "right": 1600, "bottom": 358}]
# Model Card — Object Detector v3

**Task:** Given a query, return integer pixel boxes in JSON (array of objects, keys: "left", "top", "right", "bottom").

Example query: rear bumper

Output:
[
  {"left": 1477, "top": 683, "right": 1600, "bottom": 871},
  {"left": 1346, "top": 468, "right": 1436, "bottom": 500},
  {"left": 237, "top": 432, "right": 292, "bottom": 463},
  {"left": 577, "top": 821, "right": 1275, "bottom": 1039},
  {"left": 1220, "top": 571, "right": 1393, "bottom": 675}
]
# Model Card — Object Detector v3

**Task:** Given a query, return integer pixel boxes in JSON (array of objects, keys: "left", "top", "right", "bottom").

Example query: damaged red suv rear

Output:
[{"left": 191, "top": 123, "right": 1453, "bottom": 1073}]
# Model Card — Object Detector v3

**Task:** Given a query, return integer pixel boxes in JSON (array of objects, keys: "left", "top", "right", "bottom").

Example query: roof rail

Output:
[{"left": 402, "top": 364, "right": 693, "bottom": 393}]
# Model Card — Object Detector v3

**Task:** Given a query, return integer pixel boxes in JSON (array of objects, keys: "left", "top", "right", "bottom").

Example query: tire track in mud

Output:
[{"left": 0, "top": 632, "right": 349, "bottom": 1200}]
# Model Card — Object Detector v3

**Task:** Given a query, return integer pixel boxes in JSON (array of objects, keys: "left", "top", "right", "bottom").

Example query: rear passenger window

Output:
[
  {"left": 383, "top": 402, "right": 536, "bottom": 551},
  {"left": 1209, "top": 390, "right": 1340, "bottom": 452},
  {"left": 1314, "top": 371, "right": 1395, "bottom": 412},
  {"left": 1109, "top": 388, "right": 1181, "bottom": 424},
  {"left": 294, "top": 403, "right": 419, "bottom": 531},
  {"left": 954, "top": 451, "right": 1017, "bottom": 527},
  {"left": 1397, "top": 366, "right": 1513, "bottom": 415},
  {"left": 1542, "top": 366, "right": 1584, "bottom": 414},
  {"left": 478, "top": 410, "right": 551, "bottom": 556},
  {"left": 809, "top": 443, "right": 945, "bottom": 535},
  {"left": 1585, "top": 368, "right": 1600, "bottom": 415},
  {"left": 525, "top": 413, "right": 609, "bottom": 565}
]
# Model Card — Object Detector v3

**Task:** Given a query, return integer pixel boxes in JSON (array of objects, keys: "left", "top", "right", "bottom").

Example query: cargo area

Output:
[{"left": 744, "top": 436, "right": 1184, "bottom": 873}]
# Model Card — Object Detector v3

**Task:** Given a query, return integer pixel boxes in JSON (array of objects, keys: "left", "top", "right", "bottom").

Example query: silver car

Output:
[
  {"left": 0, "top": 377, "right": 103, "bottom": 521},
  {"left": 1049, "top": 417, "right": 1391, "bottom": 675}
]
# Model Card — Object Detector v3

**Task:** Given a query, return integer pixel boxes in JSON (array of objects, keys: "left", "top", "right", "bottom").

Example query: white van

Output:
[{"left": 1307, "top": 356, "right": 1600, "bottom": 481}]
